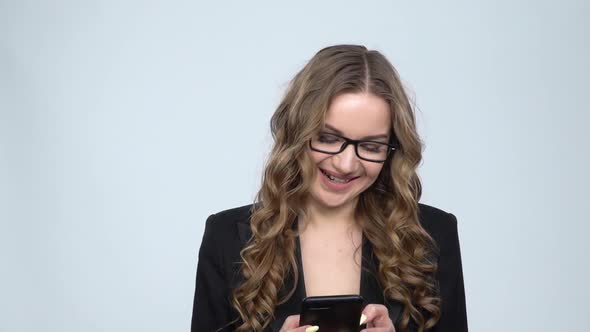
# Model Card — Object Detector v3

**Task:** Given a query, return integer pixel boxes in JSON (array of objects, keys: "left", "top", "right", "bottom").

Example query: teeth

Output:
[
  {"left": 329, "top": 175, "right": 349, "bottom": 183},
  {"left": 322, "top": 170, "right": 351, "bottom": 183}
]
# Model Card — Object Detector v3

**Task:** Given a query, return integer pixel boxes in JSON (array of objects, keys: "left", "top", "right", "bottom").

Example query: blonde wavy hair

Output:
[{"left": 231, "top": 45, "right": 440, "bottom": 332}]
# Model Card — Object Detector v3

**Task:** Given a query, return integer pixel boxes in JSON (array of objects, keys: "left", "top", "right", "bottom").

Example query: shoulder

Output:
[
  {"left": 198, "top": 204, "right": 254, "bottom": 275},
  {"left": 417, "top": 203, "right": 459, "bottom": 251},
  {"left": 417, "top": 203, "right": 457, "bottom": 233},
  {"left": 208, "top": 204, "right": 254, "bottom": 226},
  {"left": 417, "top": 205, "right": 467, "bottom": 330},
  {"left": 201, "top": 204, "right": 254, "bottom": 247}
]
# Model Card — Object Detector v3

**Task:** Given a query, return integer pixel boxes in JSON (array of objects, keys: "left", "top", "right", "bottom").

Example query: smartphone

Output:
[{"left": 300, "top": 295, "right": 364, "bottom": 332}]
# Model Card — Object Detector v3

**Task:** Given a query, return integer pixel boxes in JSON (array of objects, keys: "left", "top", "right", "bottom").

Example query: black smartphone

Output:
[{"left": 300, "top": 295, "right": 364, "bottom": 332}]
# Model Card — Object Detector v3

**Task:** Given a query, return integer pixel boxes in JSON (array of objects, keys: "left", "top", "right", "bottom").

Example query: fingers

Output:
[
  {"left": 279, "top": 315, "right": 319, "bottom": 332},
  {"left": 360, "top": 328, "right": 395, "bottom": 332},
  {"left": 301, "top": 327, "right": 319, "bottom": 332},
  {"left": 287, "top": 326, "right": 317, "bottom": 332},
  {"left": 279, "top": 315, "right": 300, "bottom": 331},
  {"left": 361, "top": 304, "right": 395, "bottom": 330}
]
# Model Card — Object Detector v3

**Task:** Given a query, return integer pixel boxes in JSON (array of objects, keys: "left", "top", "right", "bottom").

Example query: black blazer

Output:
[{"left": 191, "top": 204, "right": 467, "bottom": 331}]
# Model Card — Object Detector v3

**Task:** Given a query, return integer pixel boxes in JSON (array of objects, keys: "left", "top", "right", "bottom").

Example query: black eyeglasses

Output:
[{"left": 309, "top": 132, "right": 396, "bottom": 163}]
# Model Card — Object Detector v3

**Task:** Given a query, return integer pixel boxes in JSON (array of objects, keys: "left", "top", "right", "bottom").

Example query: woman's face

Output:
[{"left": 307, "top": 92, "right": 391, "bottom": 211}]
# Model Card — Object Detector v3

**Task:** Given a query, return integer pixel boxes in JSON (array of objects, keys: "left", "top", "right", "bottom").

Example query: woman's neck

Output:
[{"left": 301, "top": 198, "right": 359, "bottom": 231}]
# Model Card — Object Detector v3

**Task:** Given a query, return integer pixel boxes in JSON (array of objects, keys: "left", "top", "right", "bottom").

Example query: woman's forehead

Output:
[{"left": 324, "top": 92, "right": 391, "bottom": 138}]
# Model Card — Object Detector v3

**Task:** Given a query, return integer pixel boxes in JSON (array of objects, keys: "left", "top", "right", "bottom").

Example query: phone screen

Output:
[{"left": 300, "top": 295, "right": 364, "bottom": 332}]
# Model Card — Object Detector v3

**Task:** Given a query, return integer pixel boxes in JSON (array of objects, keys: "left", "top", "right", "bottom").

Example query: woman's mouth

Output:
[{"left": 320, "top": 168, "right": 359, "bottom": 184}]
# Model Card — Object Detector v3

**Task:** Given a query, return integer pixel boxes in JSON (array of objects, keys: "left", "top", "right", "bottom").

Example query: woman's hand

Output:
[
  {"left": 279, "top": 315, "right": 319, "bottom": 332},
  {"left": 360, "top": 304, "right": 396, "bottom": 332}
]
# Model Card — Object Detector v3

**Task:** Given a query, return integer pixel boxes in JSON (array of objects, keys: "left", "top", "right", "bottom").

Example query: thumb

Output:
[{"left": 295, "top": 326, "right": 319, "bottom": 332}]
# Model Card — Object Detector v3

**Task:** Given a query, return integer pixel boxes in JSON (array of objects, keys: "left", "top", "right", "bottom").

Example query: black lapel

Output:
[
  {"left": 360, "top": 236, "right": 403, "bottom": 326},
  {"left": 268, "top": 234, "right": 306, "bottom": 331},
  {"left": 236, "top": 218, "right": 251, "bottom": 244},
  {"left": 236, "top": 215, "right": 305, "bottom": 331}
]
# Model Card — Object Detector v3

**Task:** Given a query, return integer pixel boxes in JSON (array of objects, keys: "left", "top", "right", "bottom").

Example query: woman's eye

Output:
[
  {"left": 318, "top": 134, "right": 340, "bottom": 143},
  {"left": 360, "top": 143, "right": 385, "bottom": 153}
]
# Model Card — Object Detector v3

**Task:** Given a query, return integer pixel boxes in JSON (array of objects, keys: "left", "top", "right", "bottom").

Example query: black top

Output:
[{"left": 191, "top": 204, "right": 467, "bottom": 331}]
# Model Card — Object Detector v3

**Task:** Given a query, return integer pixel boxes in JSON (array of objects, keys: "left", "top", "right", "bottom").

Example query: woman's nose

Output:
[{"left": 333, "top": 144, "right": 359, "bottom": 173}]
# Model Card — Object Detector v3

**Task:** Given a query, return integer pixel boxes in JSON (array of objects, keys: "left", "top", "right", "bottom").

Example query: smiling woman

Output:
[
  {"left": 191, "top": 45, "right": 467, "bottom": 332},
  {"left": 308, "top": 93, "right": 393, "bottom": 210}
]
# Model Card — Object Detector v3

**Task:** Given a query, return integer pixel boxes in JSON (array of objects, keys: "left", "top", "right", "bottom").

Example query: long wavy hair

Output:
[{"left": 231, "top": 45, "right": 440, "bottom": 332}]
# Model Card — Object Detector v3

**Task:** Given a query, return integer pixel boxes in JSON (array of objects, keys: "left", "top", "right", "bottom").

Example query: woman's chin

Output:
[{"left": 310, "top": 192, "right": 356, "bottom": 210}]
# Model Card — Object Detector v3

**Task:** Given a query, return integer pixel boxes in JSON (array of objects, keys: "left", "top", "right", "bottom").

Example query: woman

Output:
[{"left": 191, "top": 45, "right": 467, "bottom": 332}]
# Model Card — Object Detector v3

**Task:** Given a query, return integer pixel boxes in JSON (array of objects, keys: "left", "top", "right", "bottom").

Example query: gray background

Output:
[{"left": 1, "top": 0, "right": 589, "bottom": 331}]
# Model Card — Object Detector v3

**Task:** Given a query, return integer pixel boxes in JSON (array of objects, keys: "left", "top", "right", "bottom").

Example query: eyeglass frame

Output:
[{"left": 309, "top": 132, "right": 398, "bottom": 163}]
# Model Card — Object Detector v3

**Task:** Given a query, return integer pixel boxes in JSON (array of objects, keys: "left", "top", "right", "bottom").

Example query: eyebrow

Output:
[{"left": 324, "top": 124, "right": 389, "bottom": 141}]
